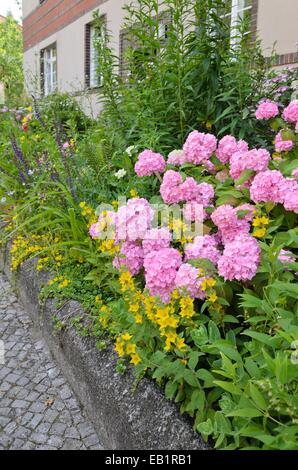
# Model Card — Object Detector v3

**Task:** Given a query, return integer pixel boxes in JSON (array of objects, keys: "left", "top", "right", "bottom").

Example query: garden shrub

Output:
[{"left": 88, "top": 96, "right": 298, "bottom": 450}]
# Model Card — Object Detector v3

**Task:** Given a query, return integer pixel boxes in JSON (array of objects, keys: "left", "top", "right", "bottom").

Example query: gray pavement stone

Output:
[{"left": 0, "top": 274, "right": 102, "bottom": 450}]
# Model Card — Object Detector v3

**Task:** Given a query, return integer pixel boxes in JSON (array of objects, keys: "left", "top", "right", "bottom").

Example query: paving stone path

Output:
[{"left": 0, "top": 274, "right": 103, "bottom": 450}]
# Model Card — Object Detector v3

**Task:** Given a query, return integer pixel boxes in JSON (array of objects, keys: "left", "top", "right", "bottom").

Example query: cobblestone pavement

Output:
[{"left": 0, "top": 274, "right": 103, "bottom": 450}]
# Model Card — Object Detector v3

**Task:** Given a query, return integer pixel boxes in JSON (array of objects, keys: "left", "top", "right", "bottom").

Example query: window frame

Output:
[
  {"left": 40, "top": 42, "right": 57, "bottom": 97},
  {"left": 119, "top": 11, "right": 172, "bottom": 78},
  {"left": 229, "top": 0, "right": 252, "bottom": 47},
  {"left": 85, "top": 17, "right": 106, "bottom": 90}
]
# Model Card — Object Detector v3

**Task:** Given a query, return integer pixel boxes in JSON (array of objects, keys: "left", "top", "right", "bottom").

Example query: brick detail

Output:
[
  {"left": 23, "top": 0, "right": 108, "bottom": 51},
  {"left": 269, "top": 52, "right": 298, "bottom": 66}
]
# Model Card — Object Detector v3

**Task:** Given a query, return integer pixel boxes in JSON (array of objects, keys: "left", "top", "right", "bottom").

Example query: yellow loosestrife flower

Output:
[
  {"left": 253, "top": 227, "right": 267, "bottom": 238},
  {"left": 130, "top": 353, "right": 141, "bottom": 365}
]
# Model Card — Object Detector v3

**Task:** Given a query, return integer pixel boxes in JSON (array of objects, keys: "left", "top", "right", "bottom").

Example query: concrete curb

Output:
[{"left": 0, "top": 245, "right": 209, "bottom": 450}]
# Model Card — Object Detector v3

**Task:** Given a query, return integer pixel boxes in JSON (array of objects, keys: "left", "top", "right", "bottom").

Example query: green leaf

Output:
[
  {"left": 213, "top": 380, "right": 242, "bottom": 395},
  {"left": 208, "top": 320, "right": 221, "bottom": 342},
  {"left": 197, "top": 369, "right": 215, "bottom": 387},
  {"left": 211, "top": 340, "right": 242, "bottom": 362},
  {"left": 241, "top": 329, "right": 274, "bottom": 347},
  {"left": 183, "top": 369, "right": 200, "bottom": 387},
  {"left": 188, "top": 351, "right": 200, "bottom": 370},
  {"left": 249, "top": 383, "right": 267, "bottom": 411},
  {"left": 226, "top": 407, "right": 263, "bottom": 418},
  {"left": 235, "top": 169, "right": 255, "bottom": 186},
  {"left": 165, "top": 381, "right": 178, "bottom": 400},
  {"left": 197, "top": 418, "right": 213, "bottom": 436}
]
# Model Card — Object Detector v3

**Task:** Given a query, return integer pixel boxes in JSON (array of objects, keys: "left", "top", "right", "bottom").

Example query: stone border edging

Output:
[{"left": 0, "top": 245, "right": 209, "bottom": 450}]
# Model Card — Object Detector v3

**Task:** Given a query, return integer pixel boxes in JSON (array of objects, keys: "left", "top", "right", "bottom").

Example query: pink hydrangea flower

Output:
[
  {"left": 135, "top": 149, "right": 166, "bottom": 177},
  {"left": 216, "top": 135, "right": 248, "bottom": 164},
  {"left": 142, "top": 228, "right": 172, "bottom": 255},
  {"left": 275, "top": 130, "right": 294, "bottom": 152},
  {"left": 167, "top": 150, "right": 186, "bottom": 166},
  {"left": 89, "top": 211, "right": 115, "bottom": 240},
  {"left": 180, "top": 177, "right": 200, "bottom": 201},
  {"left": 291, "top": 168, "right": 298, "bottom": 179},
  {"left": 230, "top": 148, "right": 271, "bottom": 182},
  {"left": 250, "top": 170, "right": 285, "bottom": 204},
  {"left": 183, "top": 201, "right": 206, "bottom": 222},
  {"left": 115, "top": 198, "right": 154, "bottom": 241},
  {"left": 255, "top": 100, "right": 279, "bottom": 120},
  {"left": 113, "top": 241, "right": 144, "bottom": 275},
  {"left": 218, "top": 234, "right": 260, "bottom": 281},
  {"left": 211, "top": 204, "right": 250, "bottom": 243},
  {"left": 196, "top": 182, "right": 214, "bottom": 206},
  {"left": 278, "top": 249, "right": 295, "bottom": 264},
  {"left": 279, "top": 177, "right": 298, "bottom": 213},
  {"left": 175, "top": 264, "right": 205, "bottom": 299},
  {"left": 295, "top": 121, "right": 298, "bottom": 133},
  {"left": 160, "top": 170, "right": 183, "bottom": 204},
  {"left": 183, "top": 131, "right": 217, "bottom": 165},
  {"left": 144, "top": 248, "right": 182, "bottom": 303},
  {"left": 203, "top": 160, "right": 216, "bottom": 174},
  {"left": 282, "top": 99, "right": 298, "bottom": 123},
  {"left": 236, "top": 203, "right": 255, "bottom": 222},
  {"left": 215, "top": 169, "right": 230, "bottom": 182},
  {"left": 185, "top": 235, "right": 221, "bottom": 266},
  {"left": 89, "top": 223, "right": 100, "bottom": 239}
]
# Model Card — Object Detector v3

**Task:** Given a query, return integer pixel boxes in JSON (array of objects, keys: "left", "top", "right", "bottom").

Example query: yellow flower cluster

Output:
[
  {"left": 11, "top": 236, "right": 43, "bottom": 271},
  {"left": 79, "top": 201, "right": 97, "bottom": 226},
  {"left": 200, "top": 277, "right": 221, "bottom": 306},
  {"left": 99, "top": 240, "right": 119, "bottom": 255},
  {"left": 179, "top": 297, "right": 195, "bottom": 318},
  {"left": 170, "top": 218, "right": 193, "bottom": 246},
  {"left": 98, "top": 304, "right": 112, "bottom": 328},
  {"left": 128, "top": 295, "right": 143, "bottom": 324},
  {"left": 252, "top": 215, "right": 269, "bottom": 238},
  {"left": 48, "top": 276, "right": 70, "bottom": 289},
  {"left": 114, "top": 333, "right": 141, "bottom": 365},
  {"left": 129, "top": 189, "right": 139, "bottom": 198},
  {"left": 119, "top": 271, "right": 136, "bottom": 293},
  {"left": 37, "top": 256, "right": 49, "bottom": 271},
  {"left": 125, "top": 284, "right": 187, "bottom": 353},
  {"left": 10, "top": 234, "right": 63, "bottom": 272}
]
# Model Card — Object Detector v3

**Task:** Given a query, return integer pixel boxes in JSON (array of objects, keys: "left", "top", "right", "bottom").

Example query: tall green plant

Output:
[
  {"left": 94, "top": 0, "right": 268, "bottom": 157},
  {"left": 0, "top": 15, "right": 25, "bottom": 106}
]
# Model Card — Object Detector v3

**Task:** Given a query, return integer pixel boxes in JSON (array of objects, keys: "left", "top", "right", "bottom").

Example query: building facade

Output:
[{"left": 22, "top": 0, "right": 298, "bottom": 116}]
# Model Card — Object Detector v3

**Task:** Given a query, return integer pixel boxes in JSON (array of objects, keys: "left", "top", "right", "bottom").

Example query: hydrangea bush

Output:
[{"left": 89, "top": 97, "right": 298, "bottom": 449}]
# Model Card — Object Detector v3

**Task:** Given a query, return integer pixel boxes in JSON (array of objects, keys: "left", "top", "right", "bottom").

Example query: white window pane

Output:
[
  {"left": 90, "top": 25, "right": 101, "bottom": 87},
  {"left": 43, "top": 45, "right": 57, "bottom": 95}
]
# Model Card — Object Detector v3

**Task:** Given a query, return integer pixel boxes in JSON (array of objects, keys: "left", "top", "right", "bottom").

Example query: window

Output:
[
  {"left": 229, "top": 0, "right": 252, "bottom": 47},
  {"left": 119, "top": 13, "right": 171, "bottom": 77},
  {"left": 41, "top": 44, "right": 57, "bottom": 96},
  {"left": 85, "top": 21, "right": 105, "bottom": 89}
]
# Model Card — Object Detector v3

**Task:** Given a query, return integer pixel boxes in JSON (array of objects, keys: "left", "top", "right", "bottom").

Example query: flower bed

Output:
[
  {"left": 0, "top": 84, "right": 298, "bottom": 449},
  {"left": 87, "top": 99, "right": 298, "bottom": 450}
]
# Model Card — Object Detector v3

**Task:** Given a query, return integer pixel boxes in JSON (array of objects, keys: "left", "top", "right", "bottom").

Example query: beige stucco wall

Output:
[
  {"left": 23, "top": 0, "right": 128, "bottom": 116},
  {"left": 257, "top": 0, "right": 298, "bottom": 57},
  {"left": 23, "top": 0, "right": 298, "bottom": 116}
]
